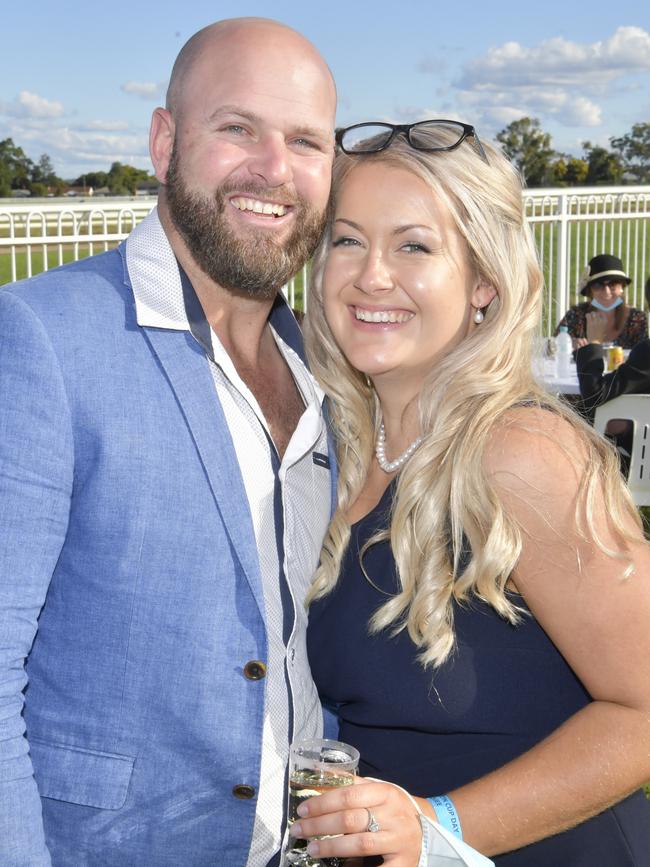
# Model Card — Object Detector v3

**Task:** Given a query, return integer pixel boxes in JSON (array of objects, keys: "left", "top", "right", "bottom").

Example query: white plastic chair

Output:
[{"left": 594, "top": 394, "right": 650, "bottom": 506}]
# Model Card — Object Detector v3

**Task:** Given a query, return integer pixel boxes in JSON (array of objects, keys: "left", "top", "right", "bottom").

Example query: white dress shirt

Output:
[{"left": 126, "top": 209, "right": 332, "bottom": 867}]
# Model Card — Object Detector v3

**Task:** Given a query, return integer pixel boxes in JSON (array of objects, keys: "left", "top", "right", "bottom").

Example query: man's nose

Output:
[{"left": 247, "top": 135, "right": 293, "bottom": 186}]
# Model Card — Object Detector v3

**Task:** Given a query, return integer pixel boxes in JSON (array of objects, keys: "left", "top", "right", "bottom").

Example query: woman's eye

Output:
[
  {"left": 331, "top": 236, "right": 361, "bottom": 248},
  {"left": 401, "top": 242, "right": 429, "bottom": 254}
]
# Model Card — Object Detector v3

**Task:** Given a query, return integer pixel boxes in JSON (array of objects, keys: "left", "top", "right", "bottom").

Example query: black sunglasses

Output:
[{"left": 335, "top": 119, "right": 489, "bottom": 164}]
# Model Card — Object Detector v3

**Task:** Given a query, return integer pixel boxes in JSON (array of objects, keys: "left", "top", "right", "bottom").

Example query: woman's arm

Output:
[
  {"left": 290, "top": 409, "right": 650, "bottom": 863},
  {"left": 445, "top": 408, "right": 650, "bottom": 856}
]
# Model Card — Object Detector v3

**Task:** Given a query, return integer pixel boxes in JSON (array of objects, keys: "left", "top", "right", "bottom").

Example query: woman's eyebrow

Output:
[
  {"left": 394, "top": 224, "right": 433, "bottom": 235},
  {"left": 333, "top": 218, "right": 363, "bottom": 231}
]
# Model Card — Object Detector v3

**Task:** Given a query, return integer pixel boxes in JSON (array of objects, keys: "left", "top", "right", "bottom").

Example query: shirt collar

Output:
[
  {"left": 124, "top": 206, "right": 323, "bottom": 402},
  {"left": 126, "top": 206, "right": 189, "bottom": 330}
]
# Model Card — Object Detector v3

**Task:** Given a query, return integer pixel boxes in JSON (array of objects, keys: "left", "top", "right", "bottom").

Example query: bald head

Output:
[{"left": 166, "top": 17, "right": 336, "bottom": 120}]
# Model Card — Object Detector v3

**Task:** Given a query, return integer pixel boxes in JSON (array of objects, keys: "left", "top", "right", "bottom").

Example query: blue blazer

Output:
[{"left": 0, "top": 246, "right": 335, "bottom": 866}]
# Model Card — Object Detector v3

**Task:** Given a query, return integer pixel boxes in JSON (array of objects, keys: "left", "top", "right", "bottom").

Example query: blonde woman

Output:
[{"left": 289, "top": 122, "right": 650, "bottom": 866}]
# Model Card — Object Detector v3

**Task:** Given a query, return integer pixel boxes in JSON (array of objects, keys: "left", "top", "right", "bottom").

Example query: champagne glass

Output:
[{"left": 284, "top": 737, "right": 360, "bottom": 866}]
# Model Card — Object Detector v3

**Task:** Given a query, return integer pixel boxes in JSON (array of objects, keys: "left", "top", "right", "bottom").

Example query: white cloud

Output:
[
  {"left": 457, "top": 26, "right": 650, "bottom": 91},
  {"left": 121, "top": 81, "right": 166, "bottom": 100},
  {"left": 1, "top": 90, "right": 65, "bottom": 119},
  {"left": 437, "top": 25, "right": 650, "bottom": 134},
  {"left": 0, "top": 116, "right": 150, "bottom": 177},
  {"left": 83, "top": 120, "right": 130, "bottom": 132}
]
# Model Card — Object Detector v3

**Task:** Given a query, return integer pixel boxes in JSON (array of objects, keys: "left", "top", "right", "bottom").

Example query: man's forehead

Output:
[{"left": 182, "top": 51, "right": 336, "bottom": 131}]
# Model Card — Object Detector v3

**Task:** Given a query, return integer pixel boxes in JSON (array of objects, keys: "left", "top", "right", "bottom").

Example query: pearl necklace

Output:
[{"left": 375, "top": 422, "right": 423, "bottom": 474}]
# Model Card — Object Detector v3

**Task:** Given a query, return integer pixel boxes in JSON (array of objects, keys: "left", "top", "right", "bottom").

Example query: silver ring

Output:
[{"left": 365, "top": 807, "right": 380, "bottom": 833}]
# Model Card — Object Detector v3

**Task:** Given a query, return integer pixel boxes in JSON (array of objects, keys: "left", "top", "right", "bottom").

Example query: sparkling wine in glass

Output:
[{"left": 284, "top": 738, "right": 360, "bottom": 867}]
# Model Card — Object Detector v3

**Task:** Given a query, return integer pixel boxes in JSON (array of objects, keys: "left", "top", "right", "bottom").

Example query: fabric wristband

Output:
[{"left": 427, "top": 795, "right": 463, "bottom": 840}]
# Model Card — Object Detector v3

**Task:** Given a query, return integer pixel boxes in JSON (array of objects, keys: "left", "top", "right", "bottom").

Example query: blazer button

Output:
[
  {"left": 233, "top": 784, "right": 256, "bottom": 799},
  {"left": 244, "top": 660, "right": 267, "bottom": 680}
]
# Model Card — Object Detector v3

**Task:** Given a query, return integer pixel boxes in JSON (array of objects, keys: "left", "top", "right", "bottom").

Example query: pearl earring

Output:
[{"left": 473, "top": 307, "right": 484, "bottom": 324}]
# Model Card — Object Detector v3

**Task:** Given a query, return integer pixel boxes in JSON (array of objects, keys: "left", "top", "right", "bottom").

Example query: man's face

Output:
[
  {"left": 164, "top": 140, "right": 328, "bottom": 299},
  {"left": 155, "top": 27, "right": 336, "bottom": 297}
]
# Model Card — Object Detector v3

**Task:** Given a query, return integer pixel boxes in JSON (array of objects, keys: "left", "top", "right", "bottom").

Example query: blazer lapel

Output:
[{"left": 143, "top": 326, "right": 265, "bottom": 612}]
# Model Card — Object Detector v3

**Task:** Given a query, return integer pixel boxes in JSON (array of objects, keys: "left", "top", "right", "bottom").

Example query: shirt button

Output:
[
  {"left": 290, "top": 647, "right": 296, "bottom": 663},
  {"left": 232, "top": 784, "right": 256, "bottom": 800},
  {"left": 243, "top": 660, "right": 267, "bottom": 680}
]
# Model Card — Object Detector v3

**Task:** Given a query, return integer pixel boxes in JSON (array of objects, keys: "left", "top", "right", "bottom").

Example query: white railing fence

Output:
[
  {"left": 0, "top": 198, "right": 156, "bottom": 283},
  {"left": 524, "top": 185, "right": 650, "bottom": 332},
  {"left": 2, "top": 187, "right": 650, "bottom": 331}
]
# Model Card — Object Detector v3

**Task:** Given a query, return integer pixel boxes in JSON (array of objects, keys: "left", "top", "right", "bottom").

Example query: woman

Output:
[
  {"left": 576, "top": 276, "right": 650, "bottom": 424},
  {"left": 291, "top": 121, "right": 650, "bottom": 866},
  {"left": 555, "top": 254, "right": 646, "bottom": 349}
]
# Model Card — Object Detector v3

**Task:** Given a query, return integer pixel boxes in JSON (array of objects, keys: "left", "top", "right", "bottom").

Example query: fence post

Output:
[{"left": 555, "top": 191, "right": 569, "bottom": 327}]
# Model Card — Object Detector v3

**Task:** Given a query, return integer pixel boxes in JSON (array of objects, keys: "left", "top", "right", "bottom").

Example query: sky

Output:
[{"left": 2, "top": 0, "right": 649, "bottom": 179}]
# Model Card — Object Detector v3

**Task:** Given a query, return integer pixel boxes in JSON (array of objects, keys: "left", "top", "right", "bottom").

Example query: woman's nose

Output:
[{"left": 354, "top": 252, "right": 395, "bottom": 294}]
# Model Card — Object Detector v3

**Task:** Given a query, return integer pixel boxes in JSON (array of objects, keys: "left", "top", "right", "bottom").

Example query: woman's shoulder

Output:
[
  {"left": 564, "top": 302, "right": 590, "bottom": 321},
  {"left": 627, "top": 306, "right": 647, "bottom": 323},
  {"left": 483, "top": 406, "right": 590, "bottom": 496}
]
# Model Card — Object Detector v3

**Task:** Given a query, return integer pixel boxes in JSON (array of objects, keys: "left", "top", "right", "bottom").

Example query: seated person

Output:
[
  {"left": 576, "top": 277, "right": 650, "bottom": 472},
  {"left": 555, "top": 254, "right": 646, "bottom": 349}
]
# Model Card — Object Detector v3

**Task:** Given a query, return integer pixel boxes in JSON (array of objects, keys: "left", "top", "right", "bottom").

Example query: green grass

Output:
[
  {"left": 0, "top": 246, "right": 104, "bottom": 285},
  {"left": 533, "top": 219, "right": 650, "bottom": 334},
  {"left": 0, "top": 247, "right": 310, "bottom": 309}
]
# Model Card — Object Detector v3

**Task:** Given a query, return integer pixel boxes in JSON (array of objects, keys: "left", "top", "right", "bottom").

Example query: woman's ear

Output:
[{"left": 472, "top": 280, "right": 497, "bottom": 310}]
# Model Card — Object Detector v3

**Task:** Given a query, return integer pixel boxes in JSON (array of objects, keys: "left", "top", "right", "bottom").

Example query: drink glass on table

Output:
[
  {"left": 284, "top": 737, "right": 360, "bottom": 867},
  {"left": 607, "top": 345, "right": 625, "bottom": 371}
]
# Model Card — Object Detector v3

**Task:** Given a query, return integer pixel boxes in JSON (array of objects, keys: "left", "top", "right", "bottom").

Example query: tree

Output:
[
  {"left": 496, "top": 117, "right": 557, "bottom": 187},
  {"left": 32, "top": 154, "right": 57, "bottom": 185},
  {"left": 564, "top": 157, "right": 589, "bottom": 185},
  {"left": 73, "top": 170, "right": 109, "bottom": 190},
  {"left": 0, "top": 138, "right": 34, "bottom": 195},
  {"left": 106, "top": 162, "right": 155, "bottom": 195},
  {"left": 30, "top": 154, "right": 65, "bottom": 196},
  {"left": 582, "top": 142, "right": 624, "bottom": 185},
  {"left": 548, "top": 155, "right": 589, "bottom": 186},
  {"left": 610, "top": 122, "right": 650, "bottom": 184}
]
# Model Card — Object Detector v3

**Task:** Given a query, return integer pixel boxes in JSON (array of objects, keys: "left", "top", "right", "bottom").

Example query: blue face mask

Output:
[{"left": 590, "top": 297, "right": 623, "bottom": 312}]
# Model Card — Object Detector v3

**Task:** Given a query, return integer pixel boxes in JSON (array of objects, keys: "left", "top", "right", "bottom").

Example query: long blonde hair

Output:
[{"left": 305, "top": 126, "right": 638, "bottom": 667}]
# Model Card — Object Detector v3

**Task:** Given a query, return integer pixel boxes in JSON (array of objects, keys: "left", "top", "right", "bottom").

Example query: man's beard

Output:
[{"left": 165, "top": 146, "right": 327, "bottom": 300}]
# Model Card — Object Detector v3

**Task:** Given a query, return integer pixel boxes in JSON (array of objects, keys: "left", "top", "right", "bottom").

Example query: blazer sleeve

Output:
[
  {"left": 576, "top": 339, "right": 650, "bottom": 422},
  {"left": 0, "top": 290, "right": 74, "bottom": 865}
]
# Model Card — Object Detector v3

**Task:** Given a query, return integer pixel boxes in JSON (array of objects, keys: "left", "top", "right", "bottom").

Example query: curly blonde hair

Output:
[{"left": 305, "top": 126, "right": 638, "bottom": 667}]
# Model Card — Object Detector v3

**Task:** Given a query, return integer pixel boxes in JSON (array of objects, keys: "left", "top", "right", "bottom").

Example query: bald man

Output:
[{"left": 0, "top": 19, "right": 336, "bottom": 866}]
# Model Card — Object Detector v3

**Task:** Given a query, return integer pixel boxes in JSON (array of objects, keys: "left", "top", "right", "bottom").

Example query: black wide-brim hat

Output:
[{"left": 579, "top": 253, "right": 632, "bottom": 295}]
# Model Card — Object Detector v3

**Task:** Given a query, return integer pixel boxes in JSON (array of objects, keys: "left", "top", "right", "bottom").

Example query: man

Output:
[{"left": 0, "top": 18, "right": 336, "bottom": 866}]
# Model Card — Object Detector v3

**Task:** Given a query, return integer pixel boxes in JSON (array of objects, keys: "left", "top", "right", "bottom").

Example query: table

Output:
[{"left": 536, "top": 358, "right": 580, "bottom": 395}]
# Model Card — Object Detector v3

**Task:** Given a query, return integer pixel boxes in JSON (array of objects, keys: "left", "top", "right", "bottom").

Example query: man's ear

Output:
[
  {"left": 472, "top": 280, "right": 497, "bottom": 310},
  {"left": 149, "top": 108, "right": 175, "bottom": 184}
]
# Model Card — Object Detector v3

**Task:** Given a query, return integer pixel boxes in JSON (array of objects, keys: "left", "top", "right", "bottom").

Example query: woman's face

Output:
[
  {"left": 322, "top": 162, "right": 495, "bottom": 394},
  {"left": 589, "top": 278, "right": 625, "bottom": 308}
]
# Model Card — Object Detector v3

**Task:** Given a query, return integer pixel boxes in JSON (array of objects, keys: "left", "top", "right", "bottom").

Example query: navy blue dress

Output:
[{"left": 307, "top": 483, "right": 650, "bottom": 866}]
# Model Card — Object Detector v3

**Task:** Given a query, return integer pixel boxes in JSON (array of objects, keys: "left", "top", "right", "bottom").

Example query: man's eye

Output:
[
  {"left": 221, "top": 125, "right": 247, "bottom": 135},
  {"left": 292, "top": 138, "right": 320, "bottom": 150}
]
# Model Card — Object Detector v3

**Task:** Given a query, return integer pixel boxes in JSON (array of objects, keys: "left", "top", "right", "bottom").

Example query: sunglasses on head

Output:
[{"left": 335, "top": 119, "right": 489, "bottom": 164}]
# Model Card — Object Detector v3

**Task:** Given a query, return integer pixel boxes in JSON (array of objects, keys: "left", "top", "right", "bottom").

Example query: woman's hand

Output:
[
  {"left": 289, "top": 776, "right": 423, "bottom": 866},
  {"left": 585, "top": 310, "right": 608, "bottom": 343}
]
